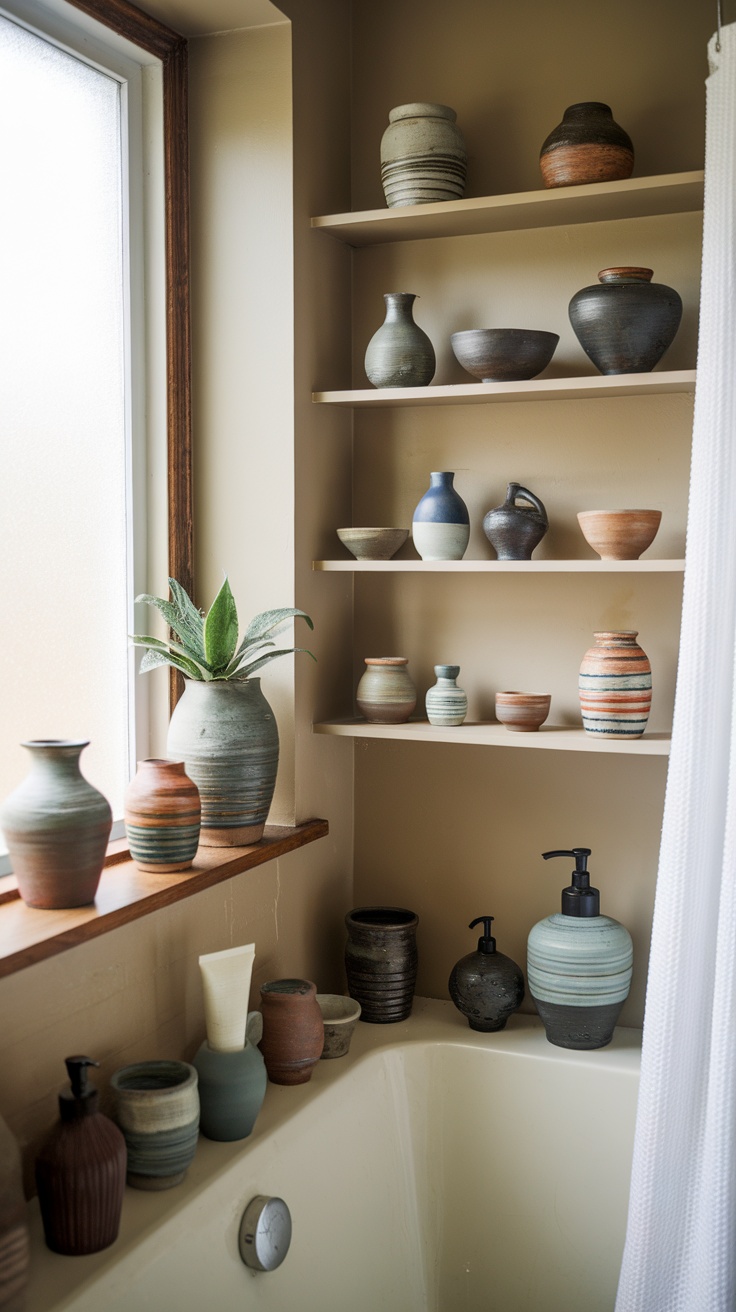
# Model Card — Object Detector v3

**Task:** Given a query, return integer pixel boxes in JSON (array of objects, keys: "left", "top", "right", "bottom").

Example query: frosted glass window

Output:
[{"left": 0, "top": 15, "right": 131, "bottom": 838}]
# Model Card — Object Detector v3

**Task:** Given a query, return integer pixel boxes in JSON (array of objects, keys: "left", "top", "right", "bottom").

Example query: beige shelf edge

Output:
[
  {"left": 0, "top": 819, "right": 329, "bottom": 979},
  {"left": 311, "top": 170, "right": 704, "bottom": 246},
  {"left": 312, "top": 369, "right": 697, "bottom": 408},
  {"left": 314, "top": 720, "right": 670, "bottom": 756},
  {"left": 314, "top": 558, "right": 686, "bottom": 573}
]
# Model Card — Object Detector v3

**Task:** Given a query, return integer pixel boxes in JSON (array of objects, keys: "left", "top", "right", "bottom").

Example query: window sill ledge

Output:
[{"left": 0, "top": 819, "right": 329, "bottom": 979}]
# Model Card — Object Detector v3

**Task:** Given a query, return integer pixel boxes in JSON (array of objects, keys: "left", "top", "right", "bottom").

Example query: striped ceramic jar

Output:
[
  {"left": 425, "top": 665, "right": 468, "bottom": 726},
  {"left": 579, "top": 631, "right": 652, "bottom": 738},
  {"left": 124, "top": 759, "right": 201, "bottom": 872},
  {"left": 356, "top": 657, "right": 417, "bottom": 724},
  {"left": 110, "top": 1061, "right": 200, "bottom": 1191},
  {"left": 380, "top": 103, "right": 467, "bottom": 208}
]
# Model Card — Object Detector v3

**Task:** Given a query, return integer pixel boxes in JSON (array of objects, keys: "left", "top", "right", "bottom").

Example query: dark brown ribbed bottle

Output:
[
  {"left": 345, "top": 907, "right": 419, "bottom": 1023},
  {"left": 35, "top": 1056, "right": 126, "bottom": 1256}
]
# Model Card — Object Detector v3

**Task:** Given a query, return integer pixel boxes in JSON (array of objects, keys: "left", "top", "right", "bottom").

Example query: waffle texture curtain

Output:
[{"left": 616, "top": 25, "right": 736, "bottom": 1312}]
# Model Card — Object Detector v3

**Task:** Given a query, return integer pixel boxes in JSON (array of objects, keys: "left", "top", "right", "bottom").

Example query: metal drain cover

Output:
[{"left": 239, "top": 1195, "right": 292, "bottom": 1272}]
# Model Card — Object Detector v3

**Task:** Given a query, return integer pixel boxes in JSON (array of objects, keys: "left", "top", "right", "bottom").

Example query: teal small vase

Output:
[{"left": 193, "top": 1034, "right": 267, "bottom": 1142}]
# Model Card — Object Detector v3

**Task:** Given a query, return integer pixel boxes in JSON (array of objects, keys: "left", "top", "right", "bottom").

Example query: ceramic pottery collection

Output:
[
  {"left": 579, "top": 631, "right": 652, "bottom": 738},
  {"left": 110, "top": 1060, "right": 200, "bottom": 1190},
  {"left": 448, "top": 917, "right": 525, "bottom": 1032},
  {"left": 193, "top": 1036, "right": 267, "bottom": 1141},
  {"left": 380, "top": 102, "right": 467, "bottom": 208},
  {"left": 412, "top": 471, "right": 470, "bottom": 560},
  {"left": 124, "top": 758, "right": 201, "bottom": 873},
  {"left": 0, "top": 740, "right": 112, "bottom": 909},
  {"left": 527, "top": 912, "right": 633, "bottom": 1050},
  {"left": 365, "top": 292, "right": 436, "bottom": 388},
  {"left": 569, "top": 267, "right": 683, "bottom": 374},
  {"left": 356, "top": 657, "right": 417, "bottom": 723},
  {"left": 483, "top": 483, "right": 549, "bottom": 560},
  {"left": 344, "top": 906, "right": 419, "bottom": 1023},
  {"left": 166, "top": 678, "right": 279, "bottom": 846},
  {"left": 425, "top": 665, "right": 468, "bottom": 726},
  {"left": 539, "top": 102, "right": 634, "bottom": 188},
  {"left": 258, "top": 979, "right": 325, "bottom": 1085}
]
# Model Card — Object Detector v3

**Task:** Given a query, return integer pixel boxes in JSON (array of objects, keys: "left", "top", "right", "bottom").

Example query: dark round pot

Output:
[
  {"left": 345, "top": 907, "right": 419, "bottom": 1024},
  {"left": 569, "top": 267, "right": 683, "bottom": 375},
  {"left": 539, "top": 102, "right": 633, "bottom": 188}
]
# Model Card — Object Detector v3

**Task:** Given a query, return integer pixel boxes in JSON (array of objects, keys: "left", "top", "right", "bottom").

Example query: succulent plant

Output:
[{"left": 131, "top": 577, "right": 314, "bottom": 682}]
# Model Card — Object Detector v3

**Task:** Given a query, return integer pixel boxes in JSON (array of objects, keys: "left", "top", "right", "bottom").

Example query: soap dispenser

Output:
[
  {"left": 35, "top": 1056, "right": 127, "bottom": 1255},
  {"left": 449, "top": 916, "right": 525, "bottom": 1031},
  {"left": 527, "top": 848, "right": 633, "bottom": 1050}
]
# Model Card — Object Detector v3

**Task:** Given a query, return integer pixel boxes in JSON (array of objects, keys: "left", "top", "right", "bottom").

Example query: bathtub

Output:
[{"left": 26, "top": 998, "right": 641, "bottom": 1312}]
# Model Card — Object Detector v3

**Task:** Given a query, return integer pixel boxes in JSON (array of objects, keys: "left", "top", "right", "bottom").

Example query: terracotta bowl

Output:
[
  {"left": 577, "top": 509, "right": 662, "bottom": 560},
  {"left": 316, "top": 994, "right": 362, "bottom": 1059},
  {"left": 451, "top": 329, "right": 559, "bottom": 382},
  {"left": 495, "top": 691, "right": 551, "bottom": 733},
  {"left": 337, "top": 527, "right": 410, "bottom": 560}
]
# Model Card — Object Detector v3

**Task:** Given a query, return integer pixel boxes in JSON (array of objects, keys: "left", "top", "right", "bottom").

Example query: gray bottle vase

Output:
[
  {"left": 364, "top": 293, "right": 436, "bottom": 388},
  {"left": 193, "top": 1017, "right": 267, "bottom": 1142},
  {"left": 425, "top": 665, "right": 468, "bottom": 726}
]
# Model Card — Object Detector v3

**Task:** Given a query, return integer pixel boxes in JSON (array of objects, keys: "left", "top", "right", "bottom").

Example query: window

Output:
[{"left": 0, "top": 0, "right": 191, "bottom": 867}]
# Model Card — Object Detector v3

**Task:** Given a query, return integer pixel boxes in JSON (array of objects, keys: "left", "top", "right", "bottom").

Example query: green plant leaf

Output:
[
  {"left": 135, "top": 588, "right": 208, "bottom": 665},
  {"left": 167, "top": 579, "right": 207, "bottom": 660},
  {"left": 231, "top": 646, "right": 316, "bottom": 680},
  {"left": 234, "top": 608, "right": 314, "bottom": 662},
  {"left": 222, "top": 640, "right": 276, "bottom": 680},
  {"left": 203, "top": 576, "right": 239, "bottom": 672},
  {"left": 130, "top": 634, "right": 207, "bottom": 681}
]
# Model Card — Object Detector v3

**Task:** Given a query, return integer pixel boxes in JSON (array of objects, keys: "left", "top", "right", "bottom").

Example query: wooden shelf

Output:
[
  {"left": 0, "top": 819, "right": 329, "bottom": 979},
  {"left": 314, "top": 558, "right": 686, "bottom": 573},
  {"left": 313, "top": 369, "right": 697, "bottom": 408},
  {"left": 314, "top": 720, "right": 670, "bottom": 755},
  {"left": 311, "top": 170, "right": 704, "bottom": 247}
]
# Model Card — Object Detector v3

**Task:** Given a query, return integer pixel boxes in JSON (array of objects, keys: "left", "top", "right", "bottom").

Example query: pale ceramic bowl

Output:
[
  {"left": 451, "top": 328, "right": 559, "bottom": 382},
  {"left": 337, "top": 528, "right": 410, "bottom": 560},
  {"left": 495, "top": 691, "right": 551, "bottom": 733},
  {"left": 316, "top": 994, "right": 362, "bottom": 1059},
  {"left": 577, "top": 509, "right": 662, "bottom": 560}
]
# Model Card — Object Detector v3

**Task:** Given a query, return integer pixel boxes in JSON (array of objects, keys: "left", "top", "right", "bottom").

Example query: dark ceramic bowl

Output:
[{"left": 451, "top": 329, "right": 560, "bottom": 383}]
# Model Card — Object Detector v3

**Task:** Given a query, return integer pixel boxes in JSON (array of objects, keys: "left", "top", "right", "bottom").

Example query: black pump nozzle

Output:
[
  {"left": 60, "top": 1056, "right": 100, "bottom": 1120},
  {"left": 542, "top": 848, "right": 600, "bottom": 917},
  {"left": 469, "top": 916, "right": 497, "bottom": 954}
]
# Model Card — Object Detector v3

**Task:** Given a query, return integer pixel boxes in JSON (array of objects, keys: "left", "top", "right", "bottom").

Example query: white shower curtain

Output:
[{"left": 616, "top": 24, "right": 736, "bottom": 1312}]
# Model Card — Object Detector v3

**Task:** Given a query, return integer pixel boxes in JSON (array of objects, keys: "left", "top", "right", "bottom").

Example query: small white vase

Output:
[{"left": 425, "top": 665, "right": 468, "bottom": 726}]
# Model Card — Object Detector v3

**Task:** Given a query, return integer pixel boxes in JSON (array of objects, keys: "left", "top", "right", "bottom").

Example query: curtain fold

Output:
[{"left": 616, "top": 25, "right": 736, "bottom": 1312}]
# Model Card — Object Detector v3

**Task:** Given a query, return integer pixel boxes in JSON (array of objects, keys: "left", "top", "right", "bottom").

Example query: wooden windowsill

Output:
[{"left": 0, "top": 819, "right": 328, "bottom": 979}]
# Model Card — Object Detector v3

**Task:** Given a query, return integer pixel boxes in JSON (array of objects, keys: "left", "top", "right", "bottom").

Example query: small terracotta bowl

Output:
[
  {"left": 316, "top": 994, "right": 362, "bottom": 1059},
  {"left": 577, "top": 509, "right": 662, "bottom": 560},
  {"left": 337, "top": 528, "right": 410, "bottom": 560},
  {"left": 495, "top": 691, "right": 551, "bottom": 733}
]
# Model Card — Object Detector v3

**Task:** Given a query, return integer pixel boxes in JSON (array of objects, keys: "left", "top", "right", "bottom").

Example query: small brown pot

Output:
[
  {"left": 124, "top": 759, "right": 201, "bottom": 872},
  {"left": 258, "top": 980, "right": 324, "bottom": 1085}
]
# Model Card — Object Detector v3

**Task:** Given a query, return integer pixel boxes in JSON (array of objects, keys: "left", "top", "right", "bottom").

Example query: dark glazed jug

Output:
[
  {"left": 539, "top": 102, "right": 634, "bottom": 188},
  {"left": 483, "top": 483, "right": 549, "bottom": 561},
  {"left": 569, "top": 267, "right": 683, "bottom": 375},
  {"left": 345, "top": 907, "right": 419, "bottom": 1023}
]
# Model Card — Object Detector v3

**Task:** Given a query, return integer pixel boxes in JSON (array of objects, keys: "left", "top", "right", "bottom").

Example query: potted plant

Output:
[{"left": 131, "top": 577, "right": 314, "bottom": 846}]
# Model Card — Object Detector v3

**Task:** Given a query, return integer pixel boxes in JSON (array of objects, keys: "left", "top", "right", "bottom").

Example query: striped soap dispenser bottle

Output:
[{"left": 527, "top": 848, "right": 633, "bottom": 1050}]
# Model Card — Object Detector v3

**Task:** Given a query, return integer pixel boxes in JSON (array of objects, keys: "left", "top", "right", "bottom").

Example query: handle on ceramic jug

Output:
[
  {"left": 508, "top": 483, "right": 548, "bottom": 527},
  {"left": 246, "top": 1011, "right": 263, "bottom": 1046}
]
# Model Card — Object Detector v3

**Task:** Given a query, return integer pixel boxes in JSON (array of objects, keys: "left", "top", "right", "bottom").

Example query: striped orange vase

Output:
[
  {"left": 579, "top": 631, "right": 652, "bottom": 739},
  {"left": 124, "top": 759, "right": 201, "bottom": 872}
]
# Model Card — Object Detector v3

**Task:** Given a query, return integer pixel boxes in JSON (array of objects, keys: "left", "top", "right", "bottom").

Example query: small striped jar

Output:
[
  {"left": 124, "top": 759, "right": 201, "bottom": 872},
  {"left": 579, "top": 631, "right": 652, "bottom": 739}
]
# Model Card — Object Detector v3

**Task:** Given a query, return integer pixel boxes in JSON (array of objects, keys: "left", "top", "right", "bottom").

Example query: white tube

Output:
[{"left": 199, "top": 944, "right": 255, "bottom": 1052}]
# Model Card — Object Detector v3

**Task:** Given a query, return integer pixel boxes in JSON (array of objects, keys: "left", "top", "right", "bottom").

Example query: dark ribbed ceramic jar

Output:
[
  {"left": 539, "top": 102, "right": 634, "bottom": 188},
  {"left": 569, "top": 267, "right": 683, "bottom": 375},
  {"left": 258, "top": 980, "right": 324, "bottom": 1086},
  {"left": 345, "top": 907, "right": 419, "bottom": 1024}
]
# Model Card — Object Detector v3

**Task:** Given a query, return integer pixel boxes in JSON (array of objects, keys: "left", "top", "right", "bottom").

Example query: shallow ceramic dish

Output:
[
  {"left": 495, "top": 691, "right": 551, "bottom": 733},
  {"left": 451, "top": 329, "right": 559, "bottom": 383},
  {"left": 316, "top": 994, "right": 362, "bottom": 1059},
  {"left": 577, "top": 509, "right": 662, "bottom": 560},
  {"left": 337, "top": 528, "right": 410, "bottom": 560}
]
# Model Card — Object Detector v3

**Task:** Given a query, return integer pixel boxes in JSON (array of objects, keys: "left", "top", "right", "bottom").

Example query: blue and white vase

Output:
[
  {"left": 412, "top": 472, "right": 470, "bottom": 561},
  {"left": 425, "top": 665, "right": 468, "bottom": 726}
]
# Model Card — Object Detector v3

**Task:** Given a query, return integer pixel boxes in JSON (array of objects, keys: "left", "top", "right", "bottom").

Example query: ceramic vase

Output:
[
  {"left": 579, "top": 631, "right": 652, "bottom": 739},
  {"left": 0, "top": 1114, "right": 29, "bottom": 1309},
  {"left": 412, "top": 471, "right": 470, "bottom": 561},
  {"left": 527, "top": 914, "right": 633, "bottom": 1050},
  {"left": 0, "top": 740, "right": 112, "bottom": 910},
  {"left": 380, "top": 102, "right": 467, "bottom": 208},
  {"left": 110, "top": 1060, "right": 199, "bottom": 1191},
  {"left": 193, "top": 1036, "right": 267, "bottom": 1141},
  {"left": 364, "top": 293, "right": 436, "bottom": 388},
  {"left": 425, "top": 665, "right": 468, "bottom": 726},
  {"left": 569, "top": 267, "right": 683, "bottom": 374},
  {"left": 124, "top": 759, "right": 201, "bottom": 873},
  {"left": 356, "top": 657, "right": 417, "bottom": 724},
  {"left": 483, "top": 483, "right": 548, "bottom": 561},
  {"left": 166, "top": 678, "right": 279, "bottom": 846},
  {"left": 539, "top": 102, "right": 634, "bottom": 188},
  {"left": 344, "top": 906, "right": 419, "bottom": 1024},
  {"left": 258, "top": 980, "right": 325, "bottom": 1086}
]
